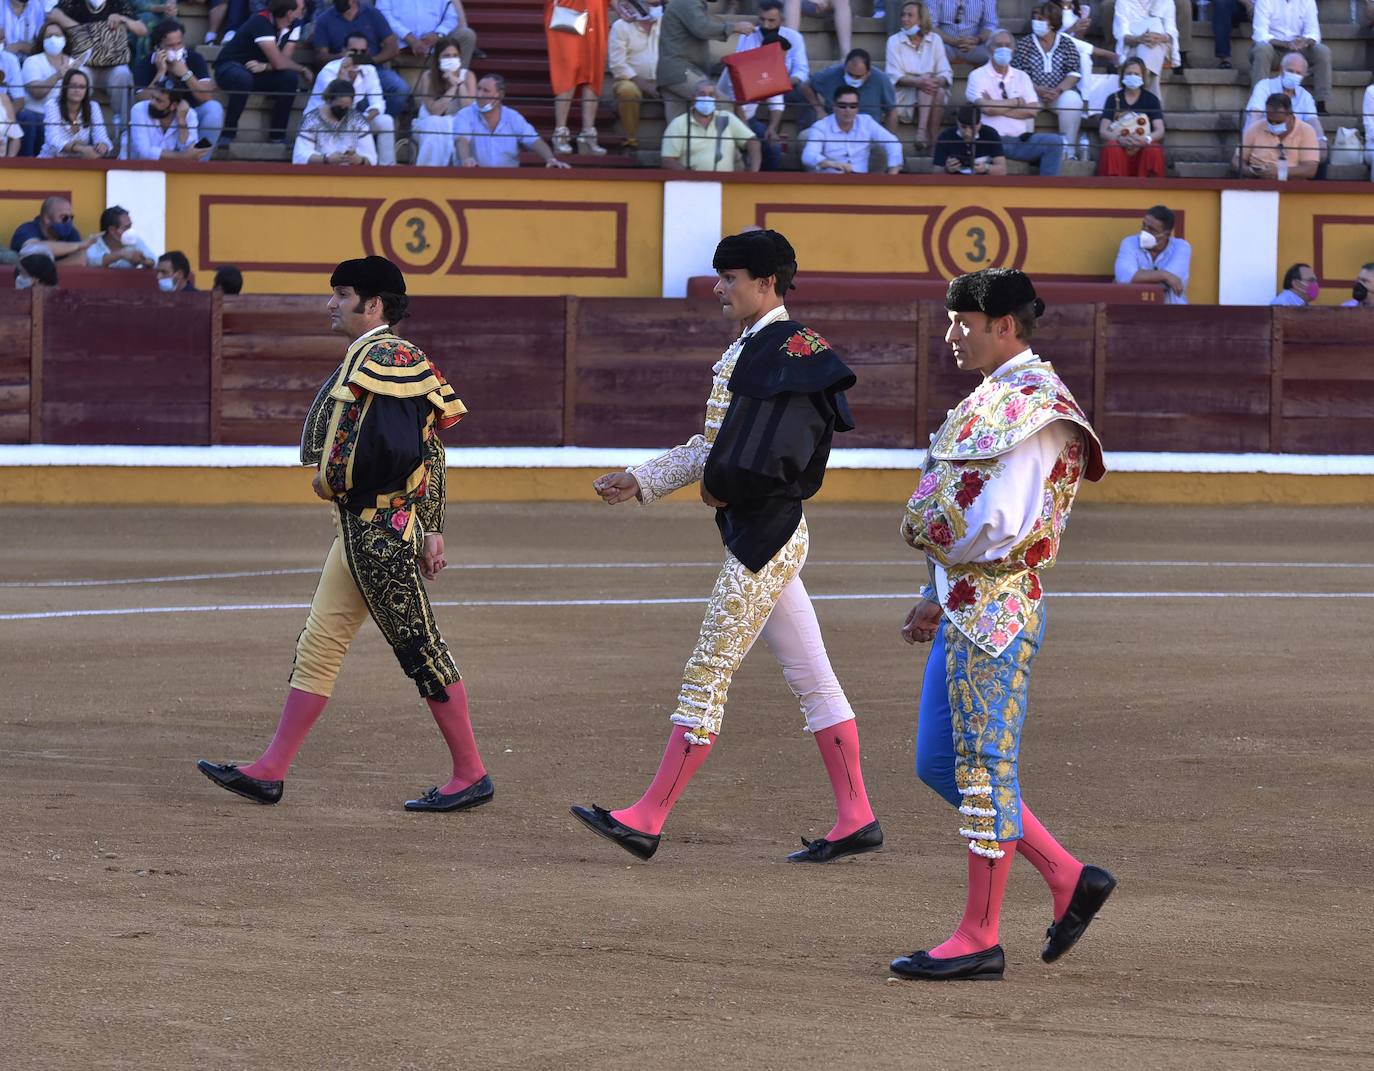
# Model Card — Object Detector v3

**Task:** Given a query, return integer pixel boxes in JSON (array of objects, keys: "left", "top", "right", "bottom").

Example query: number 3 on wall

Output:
[
  {"left": 404, "top": 216, "right": 429, "bottom": 255},
  {"left": 965, "top": 226, "right": 987, "bottom": 265}
]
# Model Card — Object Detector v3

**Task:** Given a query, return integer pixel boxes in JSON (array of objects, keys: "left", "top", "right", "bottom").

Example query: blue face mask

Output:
[
  {"left": 992, "top": 46, "right": 1013, "bottom": 66},
  {"left": 693, "top": 97, "right": 716, "bottom": 116},
  {"left": 1266, "top": 119, "right": 1289, "bottom": 136},
  {"left": 903, "top": 24, "right": 921, "bottom": 37},
  {"left": 1121, "top": 73, "right": 1144, "bottom": 90},
  {"left": 843, "top": 73, "right": 864, "bottom": 88},
  {"left": 1280, "top": 70, "right": 1302, "bottom": 90}
]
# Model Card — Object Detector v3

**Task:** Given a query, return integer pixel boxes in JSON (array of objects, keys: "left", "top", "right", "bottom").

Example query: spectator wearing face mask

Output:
[
  {"left": 312, "top": 0, "right": 409, "bottom": 118},
  {"left": 1109, "top": 0, "right": 1179, "bottom": 94},
  {"left": 966, "top": 30, "right": 1063, "bottom": 176},
  {"left": 657, "top": 0, "right": 754, "bottom": 123},
  {"left": 293, "top": 78, "right": 376, "bottom": 165},
  {"left": 886, "top": 1, "right": 952, "bottom": 152},
  {"left": 802, "top": 82, "right": 902, "bottom": 173},
  {"left": 213, "top": 264, "right": 244, "bottom": 294},
  {"left": 1235, "top": 92, "right": 1318, "bottom": 181},
  {"left": 609, "top": 1, "right": 660, "bottom": 153},
  {"left": 1012, "top": 3, "right": 1085, "bottom": 160},
  {"left": 1246, "top": 52, "right": 1325, "bottom": 174},
  {"left": 810, "top": 48, "right": 896, "bottom": 131},
  {"left": 48, "top": 0, "right": 146, "bottom": 148},
  {"left": 86, "top": 204, "right": 156, "bottom": 268},
  {"left": 17, "top": 21, "right": 85, "bottom": 157},
  {"left": 155, "top": 250, "right": 194, "bottom": 292},
  {"left": 660, "top": 77, "right": 760, "bottom": 171},
  {"left": 1269, "top": 262, "right": 1319, "bottom": 306},
  {"left": 409, "top": 40, "right": 475, "bottom": 166},
  {"left": 1097, "top": 56, "right": 1165, "bottom": 177},
  {"left": 306, "top": 32, "right": 395, "bottom": 164},
  {"left": 454, "top": 72, "right": 570, "bottom": 168},
  {"left": 15, "top": 250, "right": 58, "bottom": 290},
  {"left": 38, "top": 66, "right": 113, "bottom": 158},
  {"left": 1249, "top": 0, "right": 1329, "bottom": 112},
  {"left": 1340, "top": 263, "right": 1374, "bottom": 308},
  {"left": 10, "top": 195, "right": 92, "bottom": 261},
  {"left": 716, "top": 0, "right": 817, "bottom": 169},
  {"left": 127, "top": 79, "right": 210, "bottom": 160},
  {"left": 133, "top": 19, "right": 224, "bottom": 151},
  {"left": 1113, "top": 205, "right": 1190, "bottom": 305}
]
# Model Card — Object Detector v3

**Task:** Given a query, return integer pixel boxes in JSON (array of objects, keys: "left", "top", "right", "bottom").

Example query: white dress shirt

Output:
[
  {"left": 375, "top": 0, "right": 457, "bottom": 43},
  {"left": 885, "top": 30, "right": 954, "bottom": 89},
  {"left": 1112, "top": 0, "right": 1181, "bottom": 67},
  {"left": 801, "top": 112, "right": 903, "bottom": 172},
  {"left": 965, "top": 62, "right": 1039, "bottom": 137},
  {"left": 307, "top": 59, "right": 384, "bottom": 117},
  {"left": 19, "top": 53, "right": 89, "bottom": 113},
  {"left": 716, "top": 25, "right": 808, "bottom": 114},
  {"left": 126, "top": 99, "right": 199, "bottom": 160},
  {"left": 37, "top": 95, "right": 109, "bottom": 157},
  {"left": 608, "top": 18, "right": 660, "bottom": 82},
  {"left": 1252, "top": 0, "right": 1321, "bottom": 45},
  {"left": 1363, "top": 84, "right": 1374, "bottom": 151}
]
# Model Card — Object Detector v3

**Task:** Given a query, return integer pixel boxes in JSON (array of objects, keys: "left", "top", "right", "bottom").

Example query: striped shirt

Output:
[{"left": 928, "top": 0, "right": 999, "bottom": 41}]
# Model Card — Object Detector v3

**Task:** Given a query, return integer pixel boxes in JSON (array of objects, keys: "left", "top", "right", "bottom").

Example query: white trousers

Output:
[
  {"left": 759, "top": 574, "right": 856, "bottom": 736},
  {"left": 369, "top": 112, "right": 396, "bottom": 166},
  {"left": 1054, "top": 88, "right": 1084, "bottom": 148},
  {"left": 412, "top": 109, "right": 455, "bottom": 167}
]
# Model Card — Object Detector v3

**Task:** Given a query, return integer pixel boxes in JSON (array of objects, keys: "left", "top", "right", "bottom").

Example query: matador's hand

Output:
[
  {"left": 420, "top": 533, "right": 447, "bottom": 581},
  {"left": 593, "top": 471, "right": 640, "bottom": 505},
  {"left": 311, "top": 472, "right": 333, "bottom": 501},
  {"left": 902, "top": 598, "right": 942, "bottom": 645},
  {"left": 699, "top": 483, "right": 728, "bottom": 509}
]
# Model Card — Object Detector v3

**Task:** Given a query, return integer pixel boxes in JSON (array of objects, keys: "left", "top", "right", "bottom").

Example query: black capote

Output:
[
  {"left": 702, "top": 319, "right": 857, "bottom": 572},
  {"left": 341, "top": 394, "right": 429, "bottom": 516}
]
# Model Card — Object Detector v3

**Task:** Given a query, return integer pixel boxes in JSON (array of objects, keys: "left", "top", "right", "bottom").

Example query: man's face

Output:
[
  {"left": 43, "top": 200, "right": 73, "bottom": 235},
  {"left": 327, "top": 284, "right": 379, "bottom": 335},
  {"left": 1266, "top": 107, "right": 1293, "bottom": 134},
  {"left": 758, "top": 7, "right": 781, "bottom": 30},
  {"left": 958, "top": 121, "right": 977, "bottom": 139},
  {"left": 156, "top": 260, "right": 185, "bottom": 291},
  {"left": 162, "top": 29, "right": 184, "bottom": 51},
  {"left": 900, "top": 4, "right": 921, "bottom": 30},
  {"left": 1283, "top": 56, "right": 1307, "bottom": 81},
  {"left": 833, "top": 95, "right": 859, "bottom": 127},
  {"left": 1142, "top": 213, "right": 1170, "bottom": 249},
  {"left": 844, "top": 58, "right": 868, "bottom": 82},
  {"left": 328, "top": 92, "right": 355, "bottom": 115},
  {"left": 990, "top": 33, "right": 1013, "bottom": 59},
  {"left": 1357, "top": 268, "right": 1374, "bottom": 305},
  {"left": 346, "top": 35, "right": 369, "bottom": 61},
  {"left": 1292, "top": 265, "right": 1317, "bottom": 293},
  {"left": 477, "top": 78, "right": 501, "bottom": 106},
  {"left": 108, "top": 213, "right": 131, "bottom": 242},
  {"left": 945, "top": 310, "right": 1016, "bottom": 374},
  {"left": 714, "top": 268, "right": 772, "bottom": 323}
]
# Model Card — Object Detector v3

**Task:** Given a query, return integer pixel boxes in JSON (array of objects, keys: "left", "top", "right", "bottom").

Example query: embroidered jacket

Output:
[
  {"left": 300, "top": 328, "right": 466, "bottom": 540},
  {"left": 901, "top": 353, "right": 1105, "bottom": 655}
]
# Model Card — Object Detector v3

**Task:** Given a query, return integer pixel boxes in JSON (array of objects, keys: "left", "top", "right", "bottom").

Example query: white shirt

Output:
[
  {"left": 20, "top": 53, "right": 88, "bottom": 112},
  {"left": 126, "top": 99, "right": 199, "bottom": 160},
  {"left": 352, "top": 323, "right": 389, "bottom": 347},
  {"left": 1112, "top": 0, "right": 1181, "bottom": 66},
  {"left": 801, "top": 112, "right": 903, "bottom": 172},
  {"left": 965, "top": 62, "right": 1039, "bottom": 137},
  {"left": 307, "top": 59, "right": 384, "bottom": 117},
  {"left": 1245, "top": 76, "right": 1323, "bottom": 140},
  {"left": 885, "top": 30, "right": 953, "bottom": 89},
  {"left": 716, "top": 26, "right": 808, "bottom": 113},
  {"left": 1, "top": 50, "right": 23, "bottom": 104},
  {"left": 1252, "top": 0, "right": 1321, "bottom": 45},
  {"left": 292, "top": 106, "right": 378, "bottom": 165},
  {"left": 37, "top": 94, "right": 109, "bottom": 157},
  {"left": 1364, "top": 84, "right": 1374, "bottom": 148},
  {"left": 608, "top": 17, "right": 659, "bottom": 82},
  {"left": 85, "top": 232, "right": 155, "bottom": 268}
]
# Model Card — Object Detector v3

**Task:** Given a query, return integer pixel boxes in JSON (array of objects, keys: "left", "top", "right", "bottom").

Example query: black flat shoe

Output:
[
  {"left": 196, "top": 760, "right": 282, "bottom": 805},
  {"left": 890, "top": 945, "right": 1005, "bottom": 981},
  {"left": 569, "top": 804, "right": 660, "bottom": 861},
  {"left": 1042, "top": 864, "right": 1117, "bottom": 963},
  {"left": 404, "top": 774, "right": 494, "bottom": 812},
  {"left": 786, "top": 820, "right": 883, "bottom": 863}
]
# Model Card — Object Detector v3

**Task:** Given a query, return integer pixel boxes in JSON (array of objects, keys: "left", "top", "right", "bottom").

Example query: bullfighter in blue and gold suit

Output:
[
  {"left": 889, "top": 268, "right": 1117, "bottom": 982},
  {"left": 198, "top": 256, "right": 493, "bottom": 815}
]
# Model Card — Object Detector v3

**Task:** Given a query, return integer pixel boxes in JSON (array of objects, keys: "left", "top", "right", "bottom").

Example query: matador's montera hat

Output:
[
  {"left": 713, "top": 229, "right": 798, "bottom": 289},
  {"left": 331, "top": 255, "right": 406, "bottom": 296},
  {"left": 946, "top": 267, "right": 1045, "bottom": 319}
]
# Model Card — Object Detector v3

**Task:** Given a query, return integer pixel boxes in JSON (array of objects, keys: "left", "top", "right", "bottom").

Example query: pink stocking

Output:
[
  {"left": 1017, "top": 802, "right": 1084, "bottom": 920},
  {"left": 813, "top": 720, "right": 876, "bottom": 840},
  {"left": 928, "top": 843, "right": 1016, "bottom": 959},
  {"left": 611, "top": 726, "right": 715, "bottom": 835},
  {"left": 238, "top": 688, "right": 329, "bottom": 781},
  {"left": 428, "top": 681, "right": 487, "bottom": 794}
]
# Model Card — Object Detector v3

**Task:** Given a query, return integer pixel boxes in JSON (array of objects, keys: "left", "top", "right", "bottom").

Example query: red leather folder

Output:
[{"left": 722, "top": 42, "right": 791, "bottom": 104}]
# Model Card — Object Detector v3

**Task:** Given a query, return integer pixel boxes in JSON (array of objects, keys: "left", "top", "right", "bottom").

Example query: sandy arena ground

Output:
[{"left": 1, "top": 500, "right": 1372, "bottom": 1070}]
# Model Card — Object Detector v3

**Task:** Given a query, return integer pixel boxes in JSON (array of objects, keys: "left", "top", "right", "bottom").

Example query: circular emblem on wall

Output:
[
  {"left": 377, "top": 198, "right": 456, "bottom": 275},
  {"left": 935, "top": 206, "right": 1014, "bottom": 279}
]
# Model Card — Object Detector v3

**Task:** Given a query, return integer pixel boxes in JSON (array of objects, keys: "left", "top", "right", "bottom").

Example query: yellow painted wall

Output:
[
  {"left": 0, "top": 171, "right": 108, "bottom": 245},
  {"left": 162, "top": 171, "right": 665, "bottom": 297},
  {"left": 1277, "top": 191, "right": 1374, "bottom": 305},
  {"left": 722, "top": 183, "right": 1222, "bottom": 303}
]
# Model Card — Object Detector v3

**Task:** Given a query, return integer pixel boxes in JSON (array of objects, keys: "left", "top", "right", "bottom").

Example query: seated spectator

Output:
[
  {"left": 204, "top": 0, "right": 268, "bottom": 47},
  {"left": 1341, "top": 262, "right": 1374, "bottom": 307},
  {"left": 1097, "top": 56, "right": 1165, "bottom": 177},
  {"left": 10, "top": 196, "right": 90, "bottom": 261},
  {"left": 1, "top": 24, "right": 27, "bottom": 127},
  {"left": 454, "top": 72, "right": 567, "bottom": 168},
  {"left": 1110, "top": 0, "right": 1178, "bottom": 94},
  {"left": 312, "top": 0, "right": 408, "bottom": 117},
  {"left": 1013, "top": 4, "right": 1084, "bottom": 159},
  {"left": 1246, "top": 52, "right": 1325, "bottom": 175},
  {"left": 610, "top": 0, "right": 660, "bottom": 153},
  {"left": 2, "top": 0, "right": 46, "bottom": 60},
  {"left": 213, "top": 265, "right": 244, "bottom": 294},
  {"left": 1249, "top": 0, "right": 1329, "bottom": 113},
  {"left": 801, "top": 83, "right": 902, "bottom": 173},
  {"left": 966, "top": 31, "right": 1063, "bottom": 175},
  {"left": 87, "top": 205, "right": 156, "bottom": 269},
  {"left": 933, "top": 103, "right": 1007, "bottom": 174},
  {"left": 134, "top": 20, "right": 224, "bottom": 152},
  {"left": 0, "top": 50, "right": 19, "bottom": 155},
  {"left": 409, "top": 41, "right": 475, "bottom": 166},
  {"left": 38, "top": 67, "right": 113, "bottom": 158},
  {"left": 1235, "top": 92, "right": 1318, "bottom": 181},
  {"left": 1059, "top": 3, "right": 1117, "bottom": 68},
  {"left": 49, "top": 0, "right": 145, "bottom": 148},
  {"left": 378, "top": 0, "right": 477, "bottom": 68},
  {"left": 886, "top": 1, "right": 952, "bottom": 151},
  {"left": 1113, "top": 204, "right": 1190, "bottom": 304},
  {"left": 1205, "top": 0, "right": 1249, "bottom": 70},
  {"left": 660, "top": 77, "right": 760, "bottom": 171},
  {"left": 129, "top": 0, "right": 176, "bottom": 62},
  {"left": 128, "top": 79, "right": 211, "bottom": 160},
  {"left": 657, "top": 0, "right": 754, "bottom": 123},
  {"left": 1270, "top": 262, "right": 1318, "bottom": 306},
  {"left": 17, "top": 22, "right": 83, "bottom": 157},
  {"left": 718, "top": 0, "right": 817, "bottom": 170},
  {"left": 307, "top": 32, "right": 395, "bottom": 164},
  {"left": 928, "top": 0, "right": 996, "bottom": 67},
  {"left": 810, "top": 48, "right": 896, "bottom": 132},
  {"left": 156, "top": 250, "right": 195, "bottom": 292},
  {"left": 292, "top": 78, "right": 376, "bottom": 165},
  {"left": 1365, "top": 81, "right": 1374, "bottom": 182},
  {"left": 15, "top": 249, "right": 59, "bottom": 290},
  {"left": 783, "top": 0, "right": 852, "bottom": 59},
  {"left": 214, "top": 0, "right": 312, "bottom": 147}
]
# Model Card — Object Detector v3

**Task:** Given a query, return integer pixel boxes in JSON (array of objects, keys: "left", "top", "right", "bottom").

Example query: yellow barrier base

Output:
[{"left": 1, "top": 466, "right": 1371, "bottom": 506}]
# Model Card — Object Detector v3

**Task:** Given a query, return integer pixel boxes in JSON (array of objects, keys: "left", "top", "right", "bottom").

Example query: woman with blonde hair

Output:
[
  {"left": 885, "top": 0, "right": 952, "bottom": 151},
  {"left": 410, "top": 40, "right": 477, "bottom": 166},
  {"left": 544, "top": 0, "right": 610, "bottom": 155}
]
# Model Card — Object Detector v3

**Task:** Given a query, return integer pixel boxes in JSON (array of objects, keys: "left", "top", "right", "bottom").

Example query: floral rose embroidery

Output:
[
  {"left": 1002, "top": 396, "right": 1027, "bottom": 422},
  {"left": 1024, "top": 537, "right": 1055, "bottom": 568},
  {"left": 976, "top": 433, "right": 996, "bottom": 451},
  {"left": 783, "top": 328, "right": 829, "bottom": 357},
  {"left": 1048, "top": 457, "right": 1068, "bottom": 483},
  {"left": 946, "top": 579, "right": 977, "bottom": 611},
  {"left": 1003, "top": 596, "right": 1021, "bottom": 614},
  {"left": 390, "top": 510, "right": 409, "bottom": 533},
  {"left": 928, "top": 521, "right": 954, "bottom": 548},
  {"left": 1027, "top": 573, "right": 1042, "bottom": 600},
  {"left": 915, "top": 472, "right": 939, "bottom": 499},
  {"left": 989, "top": 629, "right": 1009, "bottom": 648},
  {"left": 955, "top": 470, "right": 987, "bottom": 509}
]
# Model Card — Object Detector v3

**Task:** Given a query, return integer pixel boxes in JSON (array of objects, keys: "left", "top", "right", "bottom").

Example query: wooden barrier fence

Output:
[{"left": 0, "top": 292, "right": 1370, "bottom": 454}]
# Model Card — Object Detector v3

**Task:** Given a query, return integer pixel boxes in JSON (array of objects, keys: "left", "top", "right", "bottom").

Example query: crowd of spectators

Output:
[{"left": 0, "top": 0, "right": 1370, "bottom": 178}]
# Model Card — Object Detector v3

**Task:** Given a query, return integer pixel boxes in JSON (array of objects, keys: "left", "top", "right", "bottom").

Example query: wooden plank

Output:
[
  {"left": 1278, "top": 345, "right": 1374, "bottom": 381},
  {"left": 563, "top": 294, "right": 578, "bottom": 447},
  {"left": 0, "top": 383, "right": 31, "bottom": 411},
  {"left": 1106, "top": 413, "right": 1271, "bottom": 453},
  {"left": 0, "top": 410, "right": 30, "bottom": 443},
  {"left": 1281, "top": 417, "right": 1374, "bottom": 454},
  {"left": 210, "top": 288, "right": 223, "bottom": 445},
  {"left": 1270, "top": 307, "right": 1283, "bottom": 453},
  {"left": 1092, "top": 302, "right": 1107, "bottom": 432},
  {"left": 914, "top": 300, "right": 927, "bottom": 446},
  {"left": 29, "top": 286, "right": 42, "bottom": 443}
]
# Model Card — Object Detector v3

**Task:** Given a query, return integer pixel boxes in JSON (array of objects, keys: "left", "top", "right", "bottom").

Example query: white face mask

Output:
[
  {"left": 477, "top": 100, "right": 496, "bottom": 113},
  {"left": 166, "top": 47, "right": 187, "bottom": 61},
  {"left": 88, "top": 0, "right": 106, "bottom": 9},
  {"left": 157, "top": 276, "right": 177, "bottom": 292},
  {"left": 1138, "top": 229, "right": 1158, "bottom": 251},
  {"left": 693, "top": 96, "right": 716, "bottom": 115},
  {"left": 44, "top": 35, "right": 66, "bottom": 56},
  {"left": 1031, "top": 18, "right": 1050, "bottom": 36},
  {"left": 15, "top": 274, "right": 34, "bottom": 290},
  {"left": 439, "top": 56, "right": 463, "bottom": 73}
]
